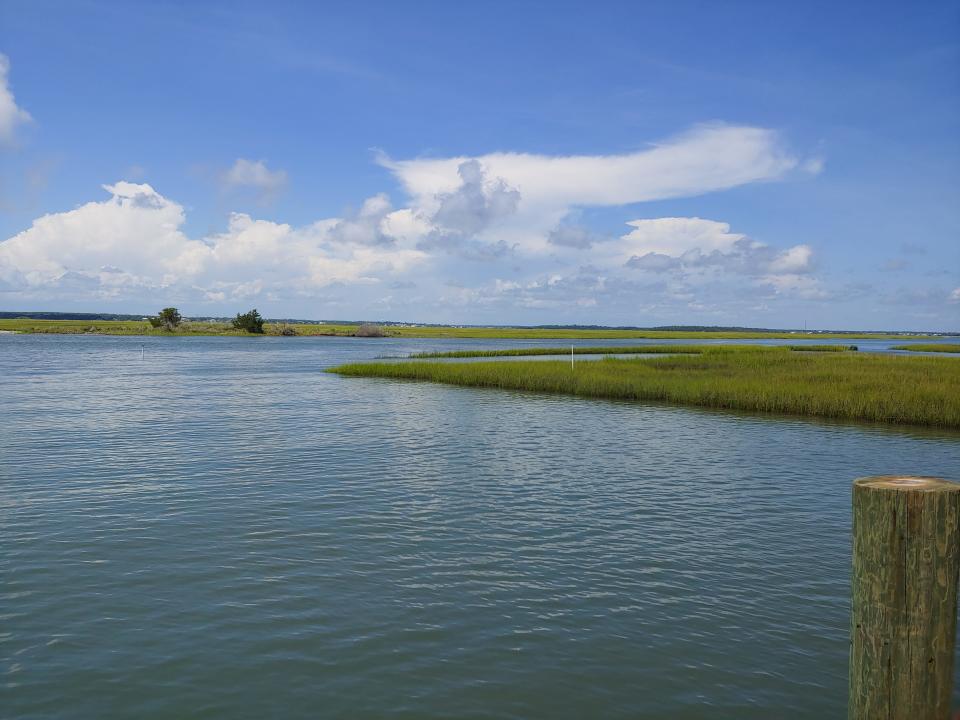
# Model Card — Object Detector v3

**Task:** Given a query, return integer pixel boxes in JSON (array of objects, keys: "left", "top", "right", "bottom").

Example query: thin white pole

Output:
[{"left": 571, "top": 344, "right": 574, "bottom": 370}]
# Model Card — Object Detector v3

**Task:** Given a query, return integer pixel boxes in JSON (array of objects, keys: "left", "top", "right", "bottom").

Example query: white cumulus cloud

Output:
[
  {"left": 0, "top": 53, "right": 32, "bottom": 146},
  {"left": 616, "top": 217, "right": 813, "bottom": 279},
  {"left": 328, "top": 193, "right": 396, "bottom": 246},
  {"left": 0, "top": 182, "right": 426, "bottom": 302},
  {"left": 620, "top": 217, "right": 748, "bottom": 257},
  {"left": 0, "top": 182, "right": 201, "bottom": 290},
  {"left": 385, "top": 125, "right": 797, "bottom": 208},
  {"left": 381, "top": 124, "right": 804, "bottom": 254}
]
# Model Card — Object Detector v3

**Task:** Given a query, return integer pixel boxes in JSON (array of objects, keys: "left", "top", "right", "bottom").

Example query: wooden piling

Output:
[{"left": 849, "top": 476, "right": 960, "bottom": 720}]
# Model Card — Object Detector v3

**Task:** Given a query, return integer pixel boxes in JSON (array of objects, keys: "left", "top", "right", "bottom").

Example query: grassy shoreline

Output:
[
  {"left": 0, "top": 318, "right": 360, "bottom": 337},
  {"left": 329, "top": 351, "right": 960, "bottom": 428},
  {"left": 891, "top": 343, "right": 960, "bottom": 353},
  {"left": 0, "top": 317, "right": 945, "bottom": 341},
  {"left": 409, "top": 344, "right": 858, "bottom": 358}
]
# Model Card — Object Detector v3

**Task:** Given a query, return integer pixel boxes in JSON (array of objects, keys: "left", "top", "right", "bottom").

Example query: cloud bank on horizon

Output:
[{"left": 0, "top": 123, "right": 838, "bottom": 319}]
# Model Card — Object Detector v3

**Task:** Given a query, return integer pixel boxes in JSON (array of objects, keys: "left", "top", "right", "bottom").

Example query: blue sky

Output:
[{"left": 0, "top": 0, "right": 957, "bottom": 329}]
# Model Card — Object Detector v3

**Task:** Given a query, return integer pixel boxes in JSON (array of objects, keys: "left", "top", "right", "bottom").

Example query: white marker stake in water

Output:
[
  {"left": 141, "top": 345, "right": 144, "bottom": 360},
  {"left": 571, "top": 344, "right": 574, "bottom": 370}
]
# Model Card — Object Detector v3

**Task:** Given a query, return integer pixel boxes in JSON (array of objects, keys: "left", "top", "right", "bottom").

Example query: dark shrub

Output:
[
  {"left": 149, "top": 307, "right": 182, "bottom": 330},
  {"left": 355, "top": 323, "right": 387, "bottom": 337},
  {"left": 232, "top": 309, "right": 265, "bottom": 334}
]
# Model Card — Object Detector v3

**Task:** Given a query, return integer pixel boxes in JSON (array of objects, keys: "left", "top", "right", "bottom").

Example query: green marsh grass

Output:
[
  {"left": 330, "top": 350, "right": 960, "bottom": 428},
  {"left": 410, "top": 344, "right": 857, "bottom": 358},
  {"left": 783, "top": 344, "right": 857, "bottom": 352},
  {"left": 891, "top": 343, "right": 960, "bottom": 353}
]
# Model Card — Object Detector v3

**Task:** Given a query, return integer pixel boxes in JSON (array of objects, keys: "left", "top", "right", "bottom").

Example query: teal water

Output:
[{"left": 2, "top": 334, "right": 958, "bottom": 719}]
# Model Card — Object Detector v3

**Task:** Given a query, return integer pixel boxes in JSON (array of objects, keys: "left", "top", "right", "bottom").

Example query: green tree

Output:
[
  {"left": 149, "top": 307, "right": 182, "bottom": 330},
  {"left": 232, "top": 308, "right": 265, "bottom": 334}
]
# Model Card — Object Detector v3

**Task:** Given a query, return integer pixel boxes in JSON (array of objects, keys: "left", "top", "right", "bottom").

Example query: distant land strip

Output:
[{"left": 0, "top": 317, "right": 950, "bottom": 341}]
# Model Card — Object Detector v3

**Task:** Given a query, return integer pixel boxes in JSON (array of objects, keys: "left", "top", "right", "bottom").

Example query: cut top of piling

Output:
[{"left": 853, "top": 475, "right": 959, "bottom": 493}]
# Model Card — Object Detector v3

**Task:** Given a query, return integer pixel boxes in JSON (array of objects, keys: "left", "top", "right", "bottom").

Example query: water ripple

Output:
[{"left": 1, "top": 334, "right": 958, "bottom": 719}]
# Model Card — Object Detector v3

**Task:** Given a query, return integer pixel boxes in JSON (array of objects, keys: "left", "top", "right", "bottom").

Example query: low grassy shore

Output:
[
  {"left": 0, "top": 317, "right": 941, "bottom": 341},
  {"left": 329, "top": 350, "right": 960, "bottom": 428},
  {"left": 410, "top": 344, "right": 857, "bottom": 358},
  {"left": 891, "top": 343, "right": 960, "bottom": 353},
  {"left": 0, "top": 318, "right": 362, "bottom": 336}
]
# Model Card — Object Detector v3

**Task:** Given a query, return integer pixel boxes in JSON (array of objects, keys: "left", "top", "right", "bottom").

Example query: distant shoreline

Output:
[{"left": 0, "top": 318, "right": 949, "bottom": 341}]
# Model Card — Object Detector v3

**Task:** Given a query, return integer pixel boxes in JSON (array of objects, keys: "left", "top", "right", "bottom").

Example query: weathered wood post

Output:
[{"left": 849, "top": 476, "right": 960, "bottom": 720}]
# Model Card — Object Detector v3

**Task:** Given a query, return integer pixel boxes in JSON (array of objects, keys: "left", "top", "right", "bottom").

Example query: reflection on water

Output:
[{"left": 1, "top": 334, "right": 958, "bottom": 719}]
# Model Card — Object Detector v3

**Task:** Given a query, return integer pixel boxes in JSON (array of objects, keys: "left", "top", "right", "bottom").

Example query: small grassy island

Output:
[
  {"left": 330, "top": 347, "right": 960, "bottom": 429},
  {"left": 890, "top": 343, "right": 960, "bottom": 353}
]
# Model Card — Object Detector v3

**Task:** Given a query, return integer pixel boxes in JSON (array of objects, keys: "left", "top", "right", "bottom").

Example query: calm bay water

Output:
[{"left": 2, "top": 334, "right": 958, "bottom": 719}]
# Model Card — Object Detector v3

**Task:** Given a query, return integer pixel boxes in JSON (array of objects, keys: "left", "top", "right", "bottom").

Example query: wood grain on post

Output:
[{"left": 849, "top": 476, "right": 960, "bottom": 720}]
